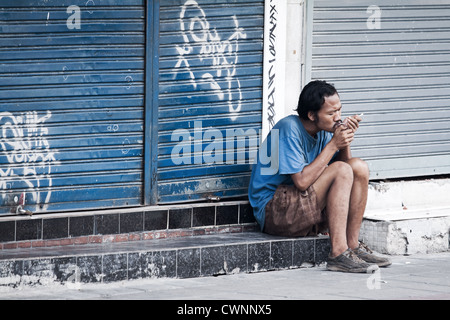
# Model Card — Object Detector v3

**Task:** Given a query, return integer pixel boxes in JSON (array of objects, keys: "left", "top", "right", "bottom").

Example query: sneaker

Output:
[
  {"left": 327, "top": 248, "right": 379, "bottom": 273},
  {"left": 352, "top": 242, "right": 392, "bottom": 267}
]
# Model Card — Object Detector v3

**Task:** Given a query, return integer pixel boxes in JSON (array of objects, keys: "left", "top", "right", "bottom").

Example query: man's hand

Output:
[
  {"left": 332, "top": 114, "right": 362, "bottom": 160},
  {"left": 342, "top": 114, "right": 363, "bottom": 133},
  {"left": 332, "top": 126, "right": 354, "bottom": 150}
]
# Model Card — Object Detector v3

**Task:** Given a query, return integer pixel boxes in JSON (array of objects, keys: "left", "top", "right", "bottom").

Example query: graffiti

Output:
[
  {"left": 266, "top": 1, "right": 277, "bottom": 129},
  {"left": 0, "top": 111, "right": 58, "bottom": 212},
  {"left": 174, "top": 0, "right": 247, "bottom": 119}
]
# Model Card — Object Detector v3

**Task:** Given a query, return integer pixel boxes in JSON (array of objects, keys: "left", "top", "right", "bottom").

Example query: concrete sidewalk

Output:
[{"left": 1, "top": 251, "right": 449, "bottom": 300}]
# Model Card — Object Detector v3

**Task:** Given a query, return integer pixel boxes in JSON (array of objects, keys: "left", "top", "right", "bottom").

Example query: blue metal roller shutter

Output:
[
  {"left": 157, "top": 0, "right": 264, "bottom": 203},
  {"left": 0, "top": 0, "right": 145, "bottom": 214}
]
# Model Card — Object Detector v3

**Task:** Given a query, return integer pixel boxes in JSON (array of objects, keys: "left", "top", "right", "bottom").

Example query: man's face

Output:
[{"left": 314, "top": 93, "right": 342, "bottom": 132}]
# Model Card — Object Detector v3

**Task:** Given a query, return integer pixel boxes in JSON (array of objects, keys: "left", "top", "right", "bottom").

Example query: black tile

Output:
[
  {"left": 315, "top": 237, "right": 331, "bottom": 264},
  {"left": 43, "top": 217, "right": 68, "bottom": 240},
  {"left": 102, "top": 253, "right": 128, "bottom": 283},
  {"left": 0, "top": 260, "right": 23, "bottom": 288},
  {"left": 53, "top": 257, "right": 78, "bottom": 284},
  {"left": 177, "top": 248, "right": 200, "bottom": 278},
  {"left": 169, "top": 208, "right": 192, "bottom": 229},
  {"left": 69, "top": 215, "right": 94, "bottom": 237},
  {"left": 271, "top": 240, "right": 293, "bottom": 269},
  {"left": 0, "top": 221, "right": 15, "bottom": 242},
  {"left": 144, "top": 210, "right": 168, "bottom": 231},
  {"left": 22, "top": 258, "right": 54, "bottom": 286},
  {"left": 94, "top": 214, "right": 119, "bottom": 235},
  {"left": 151, "top": 250, "right": 176, "bottom": 278},
  {"left": 192, "top": 206, "right": 215, "bottom": 227},
  {"left": 248, "top": 242, "right": 270, "bottom": 272},
  {"left": 128, "top": 252, "right": 150, "bottom": 280},
  {"left": 239, "top": 203, "right": 256, "bottom": 224},
  {"left": 0, "top": 260, "right": 17, "bottom": 278},
  {"left": 129, "top": 250, "right": 178, "bottom": 280},
  {"left": 16, "top": 218, "right": 42, "bottom": 241},
  {"left": 77, "top": 255, "right": 102, "bottom": 283},
  {"left": 216, "top": 205, "right": 238, "bottom": 225},
  {"left": 224, "top": 244, "right": 247, "bottom": 274},
  {"left": 127, "top": 250, "right": 178, "bottom": 280},
  {"left": 293, "top": 238, "right": 315, "bottom": 266},
  {"left": 120, "top": 211, "right": 144, "bottom": 233},
  {"left": 201, "top": 246, "right": 225, "bottom": 276}
]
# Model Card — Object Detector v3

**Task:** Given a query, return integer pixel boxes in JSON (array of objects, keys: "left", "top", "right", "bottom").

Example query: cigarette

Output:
[{"left": 359, "top": 113, "right": 364, "bottom": 117}]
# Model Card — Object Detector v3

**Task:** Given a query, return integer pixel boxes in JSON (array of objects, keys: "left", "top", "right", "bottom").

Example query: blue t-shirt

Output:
[{"left": 248, "top": 115, "right": 334, "bottom": 230}]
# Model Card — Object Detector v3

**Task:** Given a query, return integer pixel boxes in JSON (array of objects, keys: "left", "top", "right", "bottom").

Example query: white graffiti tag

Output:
[
  {"left": 0, "top": 111, "right": 58, "bottom": 211},
  {"left": 175, "top": 0, "right": 247, "bottom": 119}
]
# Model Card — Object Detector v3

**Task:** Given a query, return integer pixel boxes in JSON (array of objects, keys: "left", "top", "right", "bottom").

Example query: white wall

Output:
[
  {"left": 285, "top": 0, "right": 304, "bottom": 118},
  {"left": 262, "top": 0, "right": 305, "bottom": 139}
]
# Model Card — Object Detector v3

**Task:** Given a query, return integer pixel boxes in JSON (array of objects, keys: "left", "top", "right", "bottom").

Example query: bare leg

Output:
[
  {"left": 345, "top": 158, "right": 370, "bottom": 250},
  {"left": 312, "top": 161, "right": 354, "bottom": 257}
]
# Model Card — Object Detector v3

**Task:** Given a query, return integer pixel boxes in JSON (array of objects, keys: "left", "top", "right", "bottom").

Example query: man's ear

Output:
[{"left": 307, "top": 111, "right": 316, "bottom": 122}]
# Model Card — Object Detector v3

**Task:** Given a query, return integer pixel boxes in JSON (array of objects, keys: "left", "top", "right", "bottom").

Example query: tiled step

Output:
[
  {"left": 0, "top": 201, "right": 256, "bottom": 249},
  {"left": 0, "top": 232, "right": 330, "bottom": 288}
]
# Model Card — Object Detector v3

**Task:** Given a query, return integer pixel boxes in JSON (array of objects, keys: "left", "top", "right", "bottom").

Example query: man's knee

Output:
[
  {"left": 329, "top": 161, "right": 354, "bottom": 182},
  {"left": 346, "top": 158, "right": 369, "bottom": 180}
]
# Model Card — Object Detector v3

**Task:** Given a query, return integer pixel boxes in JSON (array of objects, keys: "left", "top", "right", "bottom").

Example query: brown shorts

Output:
[{"left": 264, "top": 184, "right": 327, "bottom": 237}]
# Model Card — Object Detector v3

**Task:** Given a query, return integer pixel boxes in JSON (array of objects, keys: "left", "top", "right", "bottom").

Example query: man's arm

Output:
[
  {"left": 291, "top": 126, "right": 354, "bottom": 191},
  {"left": 335, "top": 145, "right": 352, "bottom": 162}
]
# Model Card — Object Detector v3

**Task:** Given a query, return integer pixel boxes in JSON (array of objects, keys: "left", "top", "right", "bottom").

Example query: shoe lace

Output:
[
  {"left": 357, "top": 242, "right": 373, "bottom": 254},
  {"left": 346, "top": 249, "right": 366, "bottom": 263}
]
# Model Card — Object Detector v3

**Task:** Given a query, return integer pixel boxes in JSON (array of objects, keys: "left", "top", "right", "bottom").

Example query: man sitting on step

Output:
[{"left": 248, "top": 80, "right": 391, "bottom": 273}]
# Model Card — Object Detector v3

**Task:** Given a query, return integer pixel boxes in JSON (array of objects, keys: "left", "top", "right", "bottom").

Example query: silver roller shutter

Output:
[{"left": 308, "top": 0, "right": 450, "bottom": 179}]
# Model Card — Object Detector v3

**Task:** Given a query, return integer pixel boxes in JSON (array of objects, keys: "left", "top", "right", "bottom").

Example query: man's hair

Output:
[{"left": 296, "top": 80, "right": 338, "bottom": 120}]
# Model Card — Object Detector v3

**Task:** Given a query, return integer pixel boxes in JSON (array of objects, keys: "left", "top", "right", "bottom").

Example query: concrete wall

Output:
[{"left": 361, "top": 178, "right": 450, "bottom": 255}]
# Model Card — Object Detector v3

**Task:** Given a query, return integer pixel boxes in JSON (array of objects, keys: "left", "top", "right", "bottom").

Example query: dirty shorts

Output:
[{"left": 264, "top": 184, "right": 327, "bottom": 237}]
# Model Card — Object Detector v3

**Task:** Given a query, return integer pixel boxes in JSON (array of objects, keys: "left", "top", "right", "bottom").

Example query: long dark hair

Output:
[{"left": 296, "top": 80, "right": 338, "bottom": 120}]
